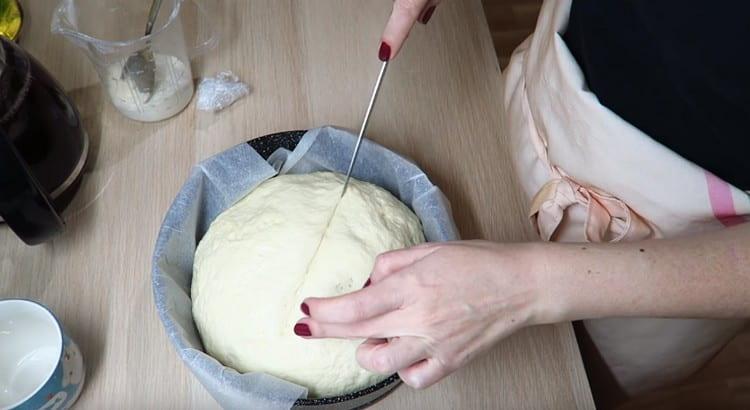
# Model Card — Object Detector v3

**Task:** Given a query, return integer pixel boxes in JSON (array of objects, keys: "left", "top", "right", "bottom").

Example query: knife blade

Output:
[{"left": 341, "top": 60, "right": 389, "bottom": 197}]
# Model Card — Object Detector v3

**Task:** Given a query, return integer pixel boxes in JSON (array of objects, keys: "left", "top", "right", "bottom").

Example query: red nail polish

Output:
[
  {"left": 420, "top": 6, "right": 436, "bottom": 24},
  {"left": 378, "top": 42, "right": 391, "bottom": 62},
  {"left": 363, "top": 279, "right": 371, "bottom": 288},
  {"left": 301, "top": 302, "right": 310, "bottom": 316},
  {"left": 294, "top": 323, "right": 311, "bottom": 337}
]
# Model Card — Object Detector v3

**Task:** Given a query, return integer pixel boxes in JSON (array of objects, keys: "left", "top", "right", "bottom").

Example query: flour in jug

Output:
[{"left": 105, "top": 53, "right": 193, "bottom": 122}]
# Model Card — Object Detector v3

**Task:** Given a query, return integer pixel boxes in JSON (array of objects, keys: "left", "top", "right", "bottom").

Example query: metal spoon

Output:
[{"left": 122, "top": 0, "right": 163, "bottom": 99}]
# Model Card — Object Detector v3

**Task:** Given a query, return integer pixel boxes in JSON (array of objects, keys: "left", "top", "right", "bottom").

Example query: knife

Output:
[{"left": 341, "top": 60, "right": 389, "bottom": 197}]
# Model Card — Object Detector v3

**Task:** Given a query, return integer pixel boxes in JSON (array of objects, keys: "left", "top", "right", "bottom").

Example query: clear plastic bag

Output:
[{"left": 196, "top": 71, "right": 250, "bottom": 112}]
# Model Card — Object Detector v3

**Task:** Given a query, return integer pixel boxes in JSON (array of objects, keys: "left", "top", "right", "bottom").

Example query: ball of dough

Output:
[{"left": 192, "top": 172, "right": 425, "bottom": 398}]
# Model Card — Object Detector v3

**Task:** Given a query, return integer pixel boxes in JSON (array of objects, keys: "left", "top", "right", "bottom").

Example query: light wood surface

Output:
[
  {"left": 2, "top": 1, "right": 594, "bottom": 408},
  {"left": 481, "top": 0, "right": 542, "bottom": 68}
]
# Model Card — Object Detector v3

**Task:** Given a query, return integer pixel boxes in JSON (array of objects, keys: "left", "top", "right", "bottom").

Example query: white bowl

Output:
[
  {"left": 0, "top": 299, "right": 61, "bottom": 409},
  {"left": 0, "top": 299, "right": 84, "bottom": 410}
]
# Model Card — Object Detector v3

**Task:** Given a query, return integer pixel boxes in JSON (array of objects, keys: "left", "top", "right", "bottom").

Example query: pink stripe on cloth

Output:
[{"left": 705, "top": 171, "right": 746, "bottom": 227}]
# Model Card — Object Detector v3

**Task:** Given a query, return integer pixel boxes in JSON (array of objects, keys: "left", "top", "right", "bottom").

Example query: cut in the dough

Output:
[{"left": 192, "top": 172, "right": 425, "bottom": 398}]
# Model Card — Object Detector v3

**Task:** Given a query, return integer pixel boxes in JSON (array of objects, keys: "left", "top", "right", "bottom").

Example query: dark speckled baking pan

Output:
[{"left": 248, "top": 130, "right": 401, "bottom": 409}]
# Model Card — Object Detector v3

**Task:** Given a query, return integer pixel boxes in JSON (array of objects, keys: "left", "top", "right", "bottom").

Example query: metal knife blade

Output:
[{"left": 341, "top": 60, "right": 389, "bottom": 197}]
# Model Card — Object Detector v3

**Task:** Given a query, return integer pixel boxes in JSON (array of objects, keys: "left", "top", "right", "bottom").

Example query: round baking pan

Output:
[{"left": 247, "top": 130, "right": 401, "bottom": 409}]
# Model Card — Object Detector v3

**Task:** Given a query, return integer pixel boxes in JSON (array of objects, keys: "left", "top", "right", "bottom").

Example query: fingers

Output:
[
  {"left": 417, "top": 0, "right": 440, "bottom": 25},
  {"left": 370, "top": 243, "right": 439, "bottom": 283},
  {"left": 296, "top": 312, "right": 402, "bottom": 339},
  {"left": 357, "top": 337, "right": 430, "bottom": 375},
  {"left": 381, "top": 0, "right": 433, "bottom": 60},
  {"left": 302, "top": 243, "right": 442, "bottom": 324},
  {"left": 398, "top": 358, "right": 450, "bottom": 389},
  {"left": 302, "top": 284, "right": 402, "bottom": 323},
  {"left": 362, "top": 337, "right": 388, "bottom": 346}
]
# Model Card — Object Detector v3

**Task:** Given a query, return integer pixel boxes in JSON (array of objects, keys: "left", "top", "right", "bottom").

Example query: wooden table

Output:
[{"left": 2, "top": 1, "right": 594, "bottom": 408}]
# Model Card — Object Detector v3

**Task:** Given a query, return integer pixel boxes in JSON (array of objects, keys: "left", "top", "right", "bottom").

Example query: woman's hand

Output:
[
  {"left": 293, "top": 224, "right": 750, "bottom": 389},
  {"left": 295, "top": 241, "right": 553, "bottom": 389},
  {"left": 379, "top": 0, "right": 441, "bottom": 61}
]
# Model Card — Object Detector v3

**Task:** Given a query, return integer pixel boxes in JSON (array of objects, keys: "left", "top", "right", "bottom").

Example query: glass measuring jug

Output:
[{"left": 52, "top": 0, "right": 217, "bottom": 122}]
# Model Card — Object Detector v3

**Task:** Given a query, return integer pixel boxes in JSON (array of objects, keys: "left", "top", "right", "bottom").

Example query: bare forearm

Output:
[{"left": 538, "top": 223, "right": 750, "bottom": 323}]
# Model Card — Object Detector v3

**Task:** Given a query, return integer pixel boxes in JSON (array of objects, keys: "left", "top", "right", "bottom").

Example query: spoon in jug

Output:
[{"left": 122, "top": 0, "right": 163, "bottom": 101}]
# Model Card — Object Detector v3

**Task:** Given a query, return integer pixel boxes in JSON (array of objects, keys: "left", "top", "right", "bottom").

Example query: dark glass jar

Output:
[{"left": 0, "top": 36, "right": 88, "bottom": 244}]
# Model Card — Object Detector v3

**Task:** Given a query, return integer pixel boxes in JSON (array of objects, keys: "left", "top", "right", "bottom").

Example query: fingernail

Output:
[
  {"left": 301, "top": 302, "right": 310, "bottom": 316},
  {"left": 294, "top": 323, "right": 312, "bottom": 337},
  {"left": 378, "top": 42, "right": 391, "bottom": 62},
  {"left": 419, "top": 6, "right": 436, "bottom": 24},
  {"left": 363, "top": 279, "right": 371, "bottom": 288}
]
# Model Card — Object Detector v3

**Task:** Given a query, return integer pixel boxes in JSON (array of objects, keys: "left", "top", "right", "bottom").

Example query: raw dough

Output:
[{"left": 192, "top": 172, "right": 425, "bottom": 398}]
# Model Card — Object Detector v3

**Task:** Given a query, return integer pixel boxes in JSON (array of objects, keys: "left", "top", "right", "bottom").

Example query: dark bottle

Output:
[
  {"left": 0, "top": 36, "right": 88, "bottom": 215},
  {"left": 0, "top": 36, "right": 88, "bottom": 244}
]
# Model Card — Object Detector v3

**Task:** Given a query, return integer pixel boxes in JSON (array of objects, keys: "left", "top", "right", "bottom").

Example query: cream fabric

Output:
[{"left": 501, "top": 0, "right": 750, "bottom": 395}]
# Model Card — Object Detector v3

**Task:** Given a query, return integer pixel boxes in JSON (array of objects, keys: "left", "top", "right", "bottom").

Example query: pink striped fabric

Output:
[{"left": 705, "top": 171, "right": 746, "bottom": 227}]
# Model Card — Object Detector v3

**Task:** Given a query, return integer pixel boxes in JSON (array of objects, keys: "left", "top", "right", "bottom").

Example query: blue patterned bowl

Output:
[{"left": 0, "top": 299, "right": 85, "bottom": 410}]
